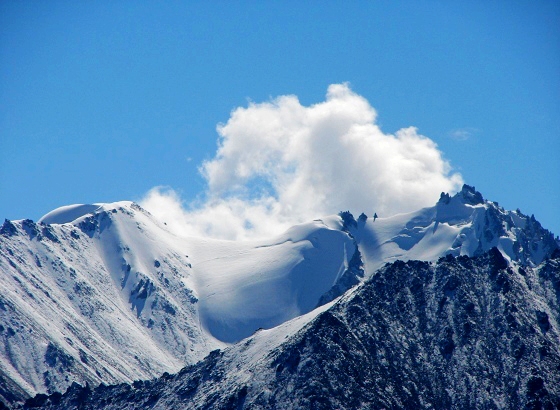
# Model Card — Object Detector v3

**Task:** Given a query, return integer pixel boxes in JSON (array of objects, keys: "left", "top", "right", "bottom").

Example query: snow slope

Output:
[
  {"left": 0, "top": 184, "right": 557, "bottom": 405},
  {"left": 0, "top": 202, "right": 219, "bottom": 404},
  {"left": 0, "top": 203, "right": 355, "bottom": 403},
  {"left": 190, "top": 218, "right": 355, "bottom": 342}
]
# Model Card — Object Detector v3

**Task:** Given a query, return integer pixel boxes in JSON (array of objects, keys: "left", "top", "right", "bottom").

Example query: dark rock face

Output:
[
  {"left": 0, "top": 220, "right": 17, "bottom": 237},
  {"left": 27, "top": 250, "right": 560, "bottom": 409},
  {"left": 512, "top": 212, "right": 559, "bottom": 266},
  {"left": 338, "top": 211, "right": 357, "bottom": 232},
  {"left": 459, "top": 184, "right": 484, "bottom": 205},
  {"left": 317, "top": 244, "right": 364, "bottom": 306}
]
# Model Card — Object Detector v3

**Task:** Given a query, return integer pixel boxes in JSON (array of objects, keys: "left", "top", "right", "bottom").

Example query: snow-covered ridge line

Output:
[
  {"left": 38, "top": 204, "right": 106, "bottom": 225},
  {"left": 1, "top": 184, "right": 558, "bottom": 406},
  {"left": 344, "top": 184, "right": 558, "bottom": 273}
]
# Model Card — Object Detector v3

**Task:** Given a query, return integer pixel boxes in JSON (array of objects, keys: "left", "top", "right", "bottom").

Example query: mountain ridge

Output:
[
  {"left": 19, "top": 248, "right": 560, "bottom": 409},
  {"left": 1, "top": 185, "right": 558, "bottom": 407}
]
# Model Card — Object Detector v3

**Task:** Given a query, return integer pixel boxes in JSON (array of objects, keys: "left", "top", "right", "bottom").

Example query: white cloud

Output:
[{"left": 141, "top": 84, "right": 463, "bottom": 240}]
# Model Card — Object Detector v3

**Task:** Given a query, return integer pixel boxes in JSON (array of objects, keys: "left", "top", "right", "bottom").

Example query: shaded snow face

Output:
[{"left": 194, "top": 223, "right": 355, "bottom": 343}]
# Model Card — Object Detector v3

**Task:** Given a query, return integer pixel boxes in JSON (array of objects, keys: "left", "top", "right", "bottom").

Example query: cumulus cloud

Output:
[{"left": 141, "top": 84, "right": 463, "bottom": 240}]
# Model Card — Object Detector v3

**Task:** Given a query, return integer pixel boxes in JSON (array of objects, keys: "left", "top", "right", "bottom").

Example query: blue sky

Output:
[{"left": 1, "top": 1, "right": 559, "bottom": 237}]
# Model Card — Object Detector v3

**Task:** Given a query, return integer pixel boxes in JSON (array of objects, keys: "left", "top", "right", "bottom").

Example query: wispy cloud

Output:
[
  {"left": 141, "top": 84, "right": 463, "bottom": 240},
  {"left": 449, "top": 127, "right": 479, "bottom": 141}
]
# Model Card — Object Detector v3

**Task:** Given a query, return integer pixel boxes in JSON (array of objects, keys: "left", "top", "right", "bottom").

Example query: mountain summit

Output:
[{"left": 0, "top": 186, "right": 558, "bottom": 407}]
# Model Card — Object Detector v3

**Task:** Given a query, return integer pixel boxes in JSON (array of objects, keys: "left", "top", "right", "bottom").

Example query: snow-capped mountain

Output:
[
  {"left": 0, "top": 202, "right": 221, "bottom": 405},
  {"left": 350, "top": 184, "right": 557, "bottom": 272},
  {"left": 0, "top": 185, "right": 558, "bottom": 406},
  {"left": 0, "top": 201, "right": 356, "bottom": 404},
  {"left": 24, "top": 249, "right": 560, "bottom": 409}
]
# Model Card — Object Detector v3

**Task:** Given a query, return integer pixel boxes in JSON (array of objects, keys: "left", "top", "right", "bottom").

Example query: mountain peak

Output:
[
  {"left": 458, "top": 184, "right": 484, "bottom": 205},
  {"left": 438, "top": 184, "right": 484, "bottom": 206}
]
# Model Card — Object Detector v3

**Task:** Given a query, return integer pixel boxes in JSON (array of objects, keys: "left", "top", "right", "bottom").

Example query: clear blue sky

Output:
[{"left": 1, "top": 1, "right": 559, "bottom": 236}]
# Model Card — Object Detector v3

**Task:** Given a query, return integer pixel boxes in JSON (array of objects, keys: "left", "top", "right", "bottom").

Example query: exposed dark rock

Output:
[
  {"left": 78, "top": 216, "right": 98, "bottom": 237},
  {"left": 44, "top": 343, "right": 74, "bottom": 369},
  {"left": 460, "top": 184, "right": 484, "bottom": 205},
  {"left": 21, "top": 220, "right": 40, "bottom": 240},
  {"left": 338, "top": 211, "right": 357, "bottom": 232},
  {"left": 317, "top": 243, "right": 364, "bottom": 305},
  {"left": 0, "top": 220, "right": 17, "bottom": 237},
  {"left": 40, "top": 226, "right": 59, "bottom": 243},
  {"left": 438, "top": 192, "right": 451, "bottom": 204}
]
